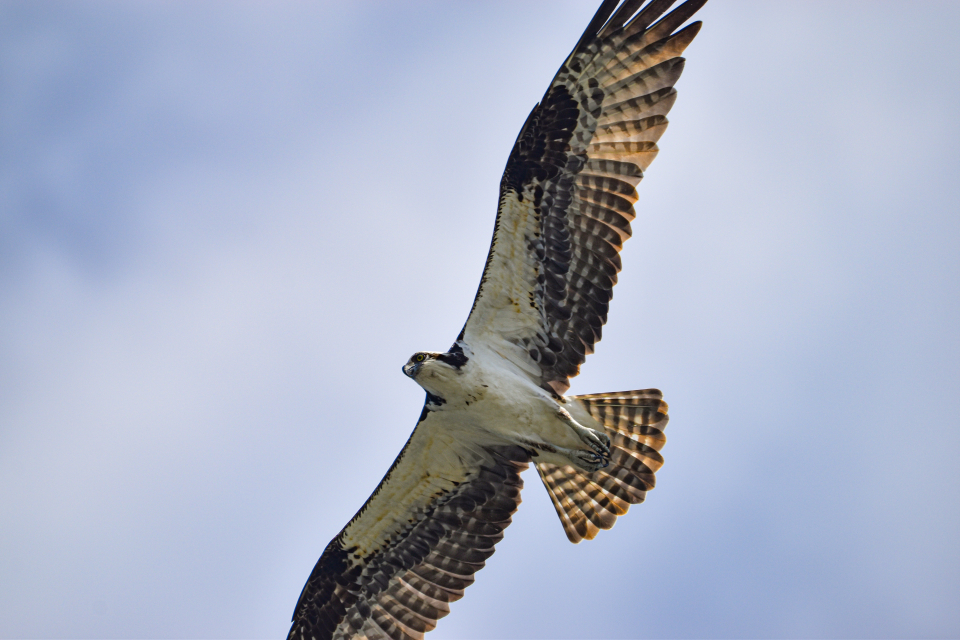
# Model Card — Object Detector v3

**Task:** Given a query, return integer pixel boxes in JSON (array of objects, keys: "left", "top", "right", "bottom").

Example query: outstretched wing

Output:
[
  {"left": 288, "top": 407, "right": 529, "bottom": 640},
  {"left": 459, "top": 0, "right": 705, "bottom": 394}
]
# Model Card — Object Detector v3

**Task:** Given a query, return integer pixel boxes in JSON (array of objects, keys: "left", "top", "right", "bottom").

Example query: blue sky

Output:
[{"left": 2, "top": 1, "right": 959, "bottom": 638}]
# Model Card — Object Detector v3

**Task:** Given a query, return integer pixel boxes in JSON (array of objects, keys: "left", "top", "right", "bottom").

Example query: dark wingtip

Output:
[
  {"left": 646, "top": 0, "right": 709, "bottom": 42},
  {"left": 564, "top": 0, "right": 621, "bottom": 65},
  {"left": 598, "top": 0, "right": 646, "bottom": 38}
]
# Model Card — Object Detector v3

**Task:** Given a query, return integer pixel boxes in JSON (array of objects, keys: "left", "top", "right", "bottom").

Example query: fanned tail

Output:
[{"left": 535, "top": 389, "right": 668, "bottom": 543}]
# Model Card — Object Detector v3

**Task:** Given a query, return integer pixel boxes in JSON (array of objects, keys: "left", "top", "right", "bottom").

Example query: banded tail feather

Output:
[{"left": 536, "top": 389, "right": 668, "bottom": 543}]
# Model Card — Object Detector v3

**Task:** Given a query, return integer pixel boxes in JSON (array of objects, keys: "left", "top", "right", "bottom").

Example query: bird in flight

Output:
[{"left": 288, "top": 1, "right": 706, "bottom": 637}]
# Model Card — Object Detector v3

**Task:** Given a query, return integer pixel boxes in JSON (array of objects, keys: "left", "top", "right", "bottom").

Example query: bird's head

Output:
[
  {"left": 402, "top": 347, "right": 470, "bottom": 394},
  {"left": 402, "top": 351, "right": 440, "bottom": 380}
]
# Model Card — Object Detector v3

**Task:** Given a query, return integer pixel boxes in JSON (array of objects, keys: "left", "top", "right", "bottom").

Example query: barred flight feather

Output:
[
  {"left": 537, "top": 389, "right": 669, "bottom": 543},
  {"left": 460, "top": 0, "right": 704, "bottom": 394},
  {"left": 289, "top": 420, "right": 528, "bottom": 640}
]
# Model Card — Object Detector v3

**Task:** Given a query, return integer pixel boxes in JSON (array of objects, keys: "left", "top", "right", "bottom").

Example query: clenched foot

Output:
[
  {"left": 570, "top": 447, "right": 610, "bottom": 473},
  {"left": 577, "top": 426, "right": 610, "bottom": 462},
  {"left": 554, "top": 407, "right": 611, "bottom": 471}
]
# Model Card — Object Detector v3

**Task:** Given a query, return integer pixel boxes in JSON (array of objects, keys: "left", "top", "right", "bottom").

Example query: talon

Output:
[
  {"left": 553, "top": 408, "right": 613, "bottom": 472},
  {"left": 580, "top": 428, "right": 610, "bottom": 459}
]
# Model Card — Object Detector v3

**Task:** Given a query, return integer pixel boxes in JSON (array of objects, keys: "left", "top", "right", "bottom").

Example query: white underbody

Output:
[{"left": 413, "top": 343, "right": 600, "bottom": 467}]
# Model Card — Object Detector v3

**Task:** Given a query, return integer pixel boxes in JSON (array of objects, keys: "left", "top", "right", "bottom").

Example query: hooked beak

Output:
[{"left": 402, "top": 362, "right": 418, "bottom": 379}]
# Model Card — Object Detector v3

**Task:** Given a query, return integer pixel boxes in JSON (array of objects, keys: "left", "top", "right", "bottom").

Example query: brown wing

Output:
[
  {"left": 287, "top": 406, "right": 529, "bottom": 640},
  {"left": 459, "top": 0, "right": 706, "bottom": 394}
]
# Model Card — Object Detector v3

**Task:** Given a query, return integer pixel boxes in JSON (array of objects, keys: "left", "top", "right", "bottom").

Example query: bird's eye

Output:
[{"left": 415, "top": 354, "right": 425, "bottom": 362}]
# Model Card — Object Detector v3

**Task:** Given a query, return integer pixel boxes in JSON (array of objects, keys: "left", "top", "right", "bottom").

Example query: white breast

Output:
[{"left": 421, "top": 344, "right": 581, "bottom": 452}]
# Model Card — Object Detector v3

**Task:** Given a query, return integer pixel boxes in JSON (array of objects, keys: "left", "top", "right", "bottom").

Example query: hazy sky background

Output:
[{"left": 2, "top": 1, "right": 959, "bottom": 638}]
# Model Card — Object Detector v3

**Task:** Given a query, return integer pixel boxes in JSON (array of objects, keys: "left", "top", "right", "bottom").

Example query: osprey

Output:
[{"left": 289, "top": 1, "right": 705, "bottom": 637}]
